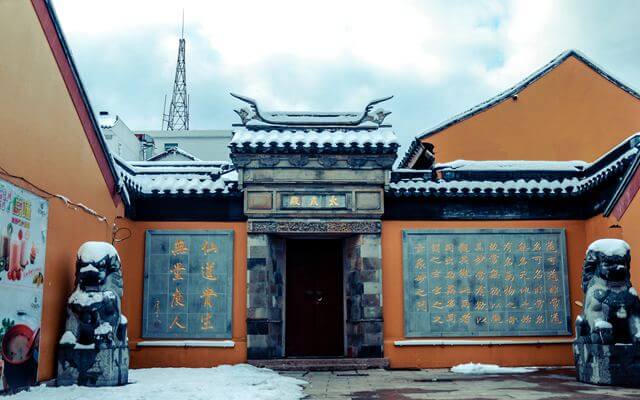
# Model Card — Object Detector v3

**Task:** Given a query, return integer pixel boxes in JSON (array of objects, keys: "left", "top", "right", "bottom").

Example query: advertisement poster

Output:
[{"left": 0, "top": 178, "right": 48, "bottom": 393}]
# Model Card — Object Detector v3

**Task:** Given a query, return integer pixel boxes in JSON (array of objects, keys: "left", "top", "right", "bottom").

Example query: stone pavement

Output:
[{"left": 281, "top": 368, "right": 640, "bottom": 399}]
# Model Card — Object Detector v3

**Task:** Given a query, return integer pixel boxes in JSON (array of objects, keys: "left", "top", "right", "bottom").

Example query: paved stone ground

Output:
[{"left": 281, "top": 368, "right": 640, "bottom": 399}]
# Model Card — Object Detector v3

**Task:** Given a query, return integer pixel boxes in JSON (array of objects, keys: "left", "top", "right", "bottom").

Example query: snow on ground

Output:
[
  {"left": 8, "top": 364, "right": 307, "bottom": 400},
  {"left": 451, "top": 363, "right": 537, "bottom": 374}
]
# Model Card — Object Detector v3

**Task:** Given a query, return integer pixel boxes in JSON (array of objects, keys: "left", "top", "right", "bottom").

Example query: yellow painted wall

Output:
[
  {"left": 423, "top": 56, "right": 640, "bottom": 163},
  {"left": 116, "top": 220, "right": 247, "bottom": 368},
  {"left": 382, "top": 220, "right": 583, "bottom": 368},
  {"left": 0, "top": 1, "right": 122, "bottom": 381}
]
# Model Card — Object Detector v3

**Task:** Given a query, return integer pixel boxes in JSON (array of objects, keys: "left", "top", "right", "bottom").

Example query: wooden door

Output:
[{"left": 285, "top": 239, "right": 344, "bottom": 357}]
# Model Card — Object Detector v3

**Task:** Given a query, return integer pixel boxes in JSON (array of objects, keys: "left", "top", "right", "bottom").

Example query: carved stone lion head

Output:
[
  {"left": 582, "top": 239, "right": 631, "bottom": 291},
  {"left": 75, "top": 242, "right": 122, "bottom": 296}
]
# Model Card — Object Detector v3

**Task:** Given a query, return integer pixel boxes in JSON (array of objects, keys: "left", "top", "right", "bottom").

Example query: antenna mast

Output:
[{"left": 162, "top": 10, "right": 189, "bottom": 131}]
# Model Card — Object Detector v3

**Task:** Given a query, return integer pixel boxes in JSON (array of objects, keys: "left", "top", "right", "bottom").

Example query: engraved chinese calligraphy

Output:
[
  {"left": 281, "top": 193, "right": 348, "bottom": 209},
  {"left": 143, "top": 230, "right": 233, "bottom": 338},
  {"left": 403, "top": 229, "right": 571, "bottom": 337}
]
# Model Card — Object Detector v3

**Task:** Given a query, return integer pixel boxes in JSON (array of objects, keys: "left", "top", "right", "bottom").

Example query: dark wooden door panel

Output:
[{"left": 286, "top": 239, "right": 343, "bottom": 357}]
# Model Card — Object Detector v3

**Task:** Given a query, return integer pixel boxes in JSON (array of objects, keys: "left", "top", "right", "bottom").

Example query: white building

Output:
[
  {"left": 99, "top": 111, "right": 232, "bottom": 161},
  {"left": 140, "top": 130, "right": 232, "bottom": 162},
  {"left": 98, "top": 111, "right": 144, "bottom": 161}
]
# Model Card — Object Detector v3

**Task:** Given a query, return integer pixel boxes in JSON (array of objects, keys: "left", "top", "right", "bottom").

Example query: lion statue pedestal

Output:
[
  {"left": 56, "top": 242, "right": 129, "bottom": 387},
  {"left": 573, "top": 239, "right": 640, "bottom": 387}
]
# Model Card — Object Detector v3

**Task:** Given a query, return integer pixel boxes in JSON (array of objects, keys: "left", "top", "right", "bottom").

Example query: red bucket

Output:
[{"left": 1, "top": 325, "right": 38, "bottom": 365}]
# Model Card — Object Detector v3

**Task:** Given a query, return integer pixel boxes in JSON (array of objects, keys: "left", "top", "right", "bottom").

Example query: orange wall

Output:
[
  {"left": 0, "top": 1, "right": 123, "bottom": 381},
  {"left": 424, "top": 56, "right": 640, "bottom": 163},
  {"left": 116, "top": 220, "right": 247, "bottom": 368},
  {"left": 382, "top": 220, "right": 588, "bottom": 368},
  {"left": 620, "top": 197, "right": 640, "bottom": 287}
]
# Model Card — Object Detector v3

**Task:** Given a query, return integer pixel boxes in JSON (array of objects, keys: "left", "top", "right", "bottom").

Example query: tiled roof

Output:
[
  {"left": 390, "top": 137, "right": 640, "bottom": 197},
  {"left": 114, "top": 156, "right": 238, "bottom": 196},
  {"left": 229, "top": 127, "right": 399, "bottom": 154},
  {"left": 146, "top": 147, "right": 201, "bottom": 161}
]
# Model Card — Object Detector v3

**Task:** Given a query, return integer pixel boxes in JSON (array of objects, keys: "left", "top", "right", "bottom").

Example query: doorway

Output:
[{"left": 285, "top": 239, "right": 344, "bottom": 357}]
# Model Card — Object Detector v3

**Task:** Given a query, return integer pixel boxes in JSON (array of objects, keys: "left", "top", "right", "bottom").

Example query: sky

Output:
[{"left": 52, "top": 0, "right": 640, "bottom": 149}]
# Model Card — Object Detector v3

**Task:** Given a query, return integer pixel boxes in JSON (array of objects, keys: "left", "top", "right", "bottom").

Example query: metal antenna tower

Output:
[{"left": 162, "top": 10, "right": 189, "bottom": 130}]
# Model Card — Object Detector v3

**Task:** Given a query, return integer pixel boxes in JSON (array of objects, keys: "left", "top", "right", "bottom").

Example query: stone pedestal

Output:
[
  {"left": 57, "top": 345, "right": 129, "bottom": 387},
  {"left": 573, "top": 342, "right": 640, "bottom": 387}
]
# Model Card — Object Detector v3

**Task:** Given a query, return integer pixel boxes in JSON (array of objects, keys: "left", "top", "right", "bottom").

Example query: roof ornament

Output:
[{"left": 230, "top": 93, "right": 393, "bottom": 127}]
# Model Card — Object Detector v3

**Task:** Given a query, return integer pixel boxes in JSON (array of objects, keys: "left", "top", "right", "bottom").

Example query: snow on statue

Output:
[
  {"left": 573, "top": 238, "right": 640, "bottom": 387},
  {"left": 56, "top": 242, "right": 129, "bottom": 386}
]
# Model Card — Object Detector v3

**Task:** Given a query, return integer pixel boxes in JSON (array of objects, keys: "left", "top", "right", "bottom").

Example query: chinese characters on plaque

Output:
[
  {"left": 403, "top": 229, "right": 571, "bottom": 337},
  {"left": 142, "top": 230, "right": 233, "bottom": 338},
  {"left": 281, "top": 193, "right": 347, "bottom": 209}
]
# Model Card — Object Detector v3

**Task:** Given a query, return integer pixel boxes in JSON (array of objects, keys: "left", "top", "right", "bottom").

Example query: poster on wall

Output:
[
  {"left": 403, "top": 229, "right": 571, "bottom": 337},
  {"left": 0, "top": 178, "right": 48, "bottom": 393},
  {"left": 142, "top": 230, "right": 234, "bottom": 339}
]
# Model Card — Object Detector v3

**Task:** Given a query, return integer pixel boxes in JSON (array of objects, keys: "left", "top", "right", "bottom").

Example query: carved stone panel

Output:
[
  {"left": 248, "top": 220, "right": 382, "bottom": 234},
  {"left": 356, "top": 192, "right": 381, "bottom": 211},
  {"left": 142, "top": 230, "right": 234, "bottom": 339},
  {"left": 247, "top": 191, "right": 273, "bottom": 210},
  {"left": 403, "top": 229, "right": 571, "bottom": 337}
]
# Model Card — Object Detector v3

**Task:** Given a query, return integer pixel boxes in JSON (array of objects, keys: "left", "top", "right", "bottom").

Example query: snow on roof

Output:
[
  {"left": 77, "top": 241, "right": 119, "bottom": 263},
  {"left": 436, "top": 160, "right": 588, "bottom": 172},
  {"left": 231, "top": 93, "right": 393, "bottom": 127},
  {"left": 97, "top": 113, "right": 118, "bottom": 129},
  {"left": 122, "top": 172, "right": 237, "bottom": 195},
  {"left": 587, "top": 238, "right": 630, "bottom": 257},
  {"left": 229, "top": 127, "right": 399, "bottom": 153},
  {"left": 114, "top": 156, "right": 238, "bottom": 196},
  {"left": 146, "top": 147, "right": 202, "bottom": 162},
  {"left": 391, "top": 146, "right": 638, "bottom": 196}
]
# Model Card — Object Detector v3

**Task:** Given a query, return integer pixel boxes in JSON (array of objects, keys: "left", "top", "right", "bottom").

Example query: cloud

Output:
[{"left": 52, "top": 0, "right": 640, "bottom": 149}]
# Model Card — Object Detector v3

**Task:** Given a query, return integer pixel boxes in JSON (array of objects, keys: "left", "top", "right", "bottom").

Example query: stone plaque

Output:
[
  {"left": 403, "top": 229, "right": 571, "bottom": 337},
  {"left": 143, "top": 230, "right": 233, "bottom": 339},
  {"left": 281, "top": 193, "right": 348, "bottom": 210}
]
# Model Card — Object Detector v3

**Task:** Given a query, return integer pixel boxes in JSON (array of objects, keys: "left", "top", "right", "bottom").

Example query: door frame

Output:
[{"left": 283, "top": 237, "right": 346, "bottom": 357}]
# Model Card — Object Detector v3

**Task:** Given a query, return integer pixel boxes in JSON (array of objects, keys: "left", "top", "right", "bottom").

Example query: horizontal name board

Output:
[
  {"left": 281, "top": 193, "right": 348, "bottom": 209},
  {"left": 403, "top": 229, "right": 571, "bottom": 337},
  {"left": 143, "top": 230, "right": 233, "bottom": 339}
]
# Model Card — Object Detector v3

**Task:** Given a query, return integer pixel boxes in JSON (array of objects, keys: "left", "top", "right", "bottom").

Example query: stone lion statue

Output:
[
  {"left": 57, "top": 242, "right": 128, "bottom": 386},
  {"left": 576, "top": 239, "right": 640, "bottom": 344}
]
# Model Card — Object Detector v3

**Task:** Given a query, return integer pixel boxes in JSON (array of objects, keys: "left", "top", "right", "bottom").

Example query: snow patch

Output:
[
  {"left": 595, "top": 320, "right": 613, "bottom": 329},
  {"left": 588, "top": 239, "right": 630, "bottom": 257},
  {"left": 59, "top": 331, "right": 76, "bottom": 345},
  {"left": 230, "top": 127, "right": 398, "bottom": 149},
  {"left": 94, "top": 322, "right": 112, "bottom": 335},
  {"left": 74, "top": 343, "right": 95, "bottom": 350},
  {"left": 8, "top": 364, "right": 307, "bottom": 400},
  {"left": 451, "top": 363, "right": 537, "bottom": 374},
  {"left": 69, "top": 289, "right": 103, "bottom": 306},
  {"left": 438, "top": 159, "right": 588, "bottom": 171},
  {"left": 77, "top": 241, "right": 119, "bottom": 263},
  {"left": 79, "top": 265, "right": 100, "bottom": 274}
]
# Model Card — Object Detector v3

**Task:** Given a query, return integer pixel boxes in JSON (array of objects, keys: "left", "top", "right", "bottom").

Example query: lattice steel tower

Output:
[{"left": 162, "top": 13, "right": 189, "bottom": 130}]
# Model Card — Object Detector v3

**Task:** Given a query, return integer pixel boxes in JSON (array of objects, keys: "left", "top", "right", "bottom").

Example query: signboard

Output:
[
  {"left": 281, "top": 193, "right": 348, "bottom": 209},
  {"left": 403, "top": 229, "right": 571, "bottom": 337},
  {"left": 143, "top": 230, "right": 233, "bottom": 339},
  {"left": 0, "top": 178, "right": 49, "bottom": 391}
]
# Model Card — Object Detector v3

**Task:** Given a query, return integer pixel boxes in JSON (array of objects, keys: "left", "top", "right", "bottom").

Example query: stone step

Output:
[{"left": 248, "top": 357, "right": 389, "bottom": 371}]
